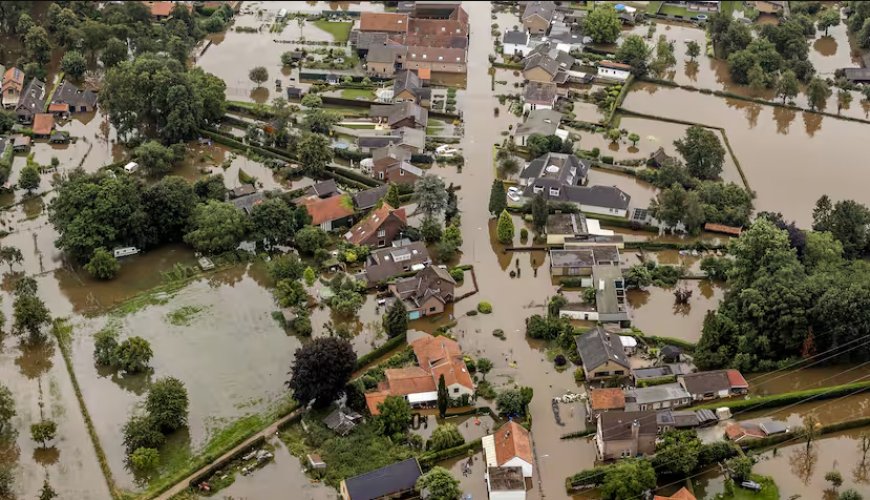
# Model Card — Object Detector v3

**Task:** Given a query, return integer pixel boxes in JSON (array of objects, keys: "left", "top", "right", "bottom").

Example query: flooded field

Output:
[
  {"left": 623, "top": 83, "right": 870, "bottom": 225},
  {"left": 627, "top": 279, "right": 724, "bottom": 342}
]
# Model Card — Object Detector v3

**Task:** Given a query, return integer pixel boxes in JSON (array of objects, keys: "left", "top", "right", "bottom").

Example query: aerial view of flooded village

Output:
[{"left": 1, "top": 0, "right": 870, "bottom": 499}]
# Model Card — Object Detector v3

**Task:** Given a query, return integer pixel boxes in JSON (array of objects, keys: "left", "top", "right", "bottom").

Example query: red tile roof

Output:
[
  {"left": 2, "top": 67, "right": 24, "bottom": 92},
  {"left": 408, "top": 18, "right": 468, "bottom": 37},
  {"left": 600, "top": 60, "right": 632, "bottom": 70},
  {"left": 146, "top": 1, "right": 174, "bottom": 17},
  {"left": 704, "top": 222, "right": 742, "bottom": 235},
  {"left": 48, "top": 103, "right": 69, "bottom": 113},
  {"left": 383, "top": 367, "right": 437, "bottom": 395},
  {"left": 725, "top": 422, "right": 764, "bottom": 441},
  {"left": 360, "top": 12, "right": 409, "bottom": 33},
  {"left": 589, "top": 388, "right": 626, "bottom": 411},
  {"left": 493, "top": 421, "right": 533, "bottom": 465},
  {"left": 654, "top": 487, "right": 697, "bottom": 500},
  {"left": 300, "top": 194, "right": 354, "bottom": 226},
  {"left": 364, "top": 390, "right": 391, "bottom": 415},
  {"left": 412, "top": 333, "right": 473, "bottom": 391},
  {"left": 416, "top": 68, "right": 431, "bottom": 80},
  {"left": 32, "top": 113, "right": 54, "bottom": 136},
  {"left": 726, "top": 369, "right": 749, "bottom": 389},
  {"left": 345, "top": 203, "right": 407, "bottom": 245}
]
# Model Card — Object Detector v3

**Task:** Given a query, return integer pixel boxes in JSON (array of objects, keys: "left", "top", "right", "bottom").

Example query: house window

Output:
[
  {"left": 533, "top": 186, "right": 543, "bottom": 194},
  {"left": 453, "top": 387, "right": 459, "bottom": 393},
  {"left": 429, "top": 306, "right": 436, "bottom": 312},
  {"left": 378, "top": 172, "right": 384, "bottom": 180},
  {"left": 614, "top": 370, "right": 625, "bottom": 375},
  {"left": 377, "top": 229, "right": 386, "bottom": 237},
  {"left": 399, "top": 169, "right": 405, "bottom": 176},
  {"left": 549, "top": 188, "right": 560, "bottom": 196}
]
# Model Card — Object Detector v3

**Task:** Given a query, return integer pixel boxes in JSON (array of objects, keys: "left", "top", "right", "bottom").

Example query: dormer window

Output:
[
  {"left": 550, "top": 187, "right": 560, "bottom": 196},
  {"left": 533, "top": 186, "right": 543, "bottom": 194}
]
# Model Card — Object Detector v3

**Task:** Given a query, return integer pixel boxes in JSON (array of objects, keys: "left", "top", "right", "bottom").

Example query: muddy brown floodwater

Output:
[
  {"left": 627, "top": 279, "right": 724, "bottom": 342},
  {"left": 623, "top": 83, "right": 870, "bottom": 226}
]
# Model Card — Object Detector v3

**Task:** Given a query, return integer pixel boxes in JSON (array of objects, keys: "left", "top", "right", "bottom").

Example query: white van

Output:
[{"left": 124, "top": 162, "right": 139, "bottom": 173}]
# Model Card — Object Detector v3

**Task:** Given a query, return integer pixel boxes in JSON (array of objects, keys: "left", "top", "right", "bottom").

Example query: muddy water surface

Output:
[
  {"left": 627, "top": 279, "right": 723, "bottom": 342},
  {"left": 623, "top": 83, "right": 870, "bottom": 225}
]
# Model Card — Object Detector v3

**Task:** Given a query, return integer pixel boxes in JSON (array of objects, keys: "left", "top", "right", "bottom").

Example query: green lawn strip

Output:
[
  {"left": 658, "top": 4, "right": 690, "bottom": 17},
  {"left": 138, "top": 397, "right": 298, "bottom": 499},
  {"left": 340, "top": 88, "right": 376, "bottom": 100},
  {"left": 692, "top": 380, "right": 870, "bottom": 412},
  {"left": 312, "top": 20, "right": 353, "bottom": 42}
]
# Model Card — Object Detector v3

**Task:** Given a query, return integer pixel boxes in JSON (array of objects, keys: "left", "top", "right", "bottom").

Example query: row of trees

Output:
[
  {"left": 122, "top": 377, "right": 189, "bottom": 475},
  {"left": 695, "top": 201, "right": 870, "bottom": 370}
]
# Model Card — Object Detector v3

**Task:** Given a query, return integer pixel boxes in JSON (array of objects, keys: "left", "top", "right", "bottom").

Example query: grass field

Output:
[
  {"left": 340, "top": 88, "right": 376, "bottom": 100},
  {"left": 658, "top": 3, "right": 690, "bottom": 17},
  {"left": 725, "top": 475, "right": 780, "bottom": 500},
  {"left": 312, "top": 20, "right": 353, "bottom": 42}
]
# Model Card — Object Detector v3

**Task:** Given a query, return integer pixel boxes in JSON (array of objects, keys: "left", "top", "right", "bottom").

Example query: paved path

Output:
[{"left": 155, "top": 408, "right": 304, "bottom": 500}]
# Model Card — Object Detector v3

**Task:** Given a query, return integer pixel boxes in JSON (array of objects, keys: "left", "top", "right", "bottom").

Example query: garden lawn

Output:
[
  {"left": 340, "top": 88, "right": 376, "bottom": 100},
  {"left": 658, "top": 4, "right": 690, "bottom": 17},
  {"left": 726, "top": 475, "right": 779, "bottom": 500},
  {"left": 313, "top": 20, "right": 353, "bottom": 42}
]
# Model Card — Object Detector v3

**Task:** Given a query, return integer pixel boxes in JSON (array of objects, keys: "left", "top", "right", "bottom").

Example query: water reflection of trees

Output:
[
  {"left": 15, "top": 338, "right": 54, "bottom": 380},
  {"left": 96, "top": 364, "right": 153, "bottom": 397},
  {"left": 684, "top": 61, "right": 699, "bottom": 82},
  {"left": 802, "top": 112, "right": 823, "bottom": 137},
  {"left": 773, "top": 107, "right": 797, "bottom": 135},
  {"left": 789, "top": 446, "right": 818, "bottom": 485},
  {"left": 33, "top": 445, "right": 60, "bottom": 466}
]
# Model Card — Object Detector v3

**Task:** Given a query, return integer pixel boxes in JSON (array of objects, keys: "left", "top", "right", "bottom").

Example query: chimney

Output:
[{"left": 630, "top": 420, "right": 640, "bottom": 457}]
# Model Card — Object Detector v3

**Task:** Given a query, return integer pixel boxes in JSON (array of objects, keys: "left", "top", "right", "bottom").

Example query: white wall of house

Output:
[
  {"left": 560, "top": 309, "right": 598, "bottom": 321},
  {"left": 503, "top": 42, "right": 532, "bottom": 57},
  {"left": 448, "top": 382, "right": 474, "bottom": 399},
  {"left": 580, "top": 204, "right": 628, "bottom": 218},
  {"left": 597, "top": 66, "right": 630, "bottom": 81},
  {"left": 502, "top": 456, "right": 534, "bottom": 478},
  {"left": 489, "top": 488, "right": 527, "bottom": 500},
  {"left": 522, "top": 101, "right": 553, "bottom": 113}
]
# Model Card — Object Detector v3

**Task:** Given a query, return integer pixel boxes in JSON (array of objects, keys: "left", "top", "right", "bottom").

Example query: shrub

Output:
[
  {"left": 449, "top": 268, "right": 464, "bottom": 282},
  {"left": 520, "top": 228, "right": 529, "bottom": 241},
  {"left": 129, "top": 447, "right": 160, "bottom": 473},
  {"left": 574, "top": 368, "right": 585, "bottom": 382},
  {"left": 477, "top": 301, "right": 493, "bottom": 314},
  {"left": 492, "top": 329, "right": 506, "bottom": 340},
  {"left": 600, "top": 155, "right": 614, "bottom": 164},
  {"left": 85, "top": 248, "right": 120, "bottom": 280},
  {"left": 554, "top": 354, "right": 567, "bottom": 367}
]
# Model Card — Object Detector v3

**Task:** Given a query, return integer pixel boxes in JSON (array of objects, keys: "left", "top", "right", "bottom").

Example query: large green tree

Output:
[
  {"left": 437, "top": 374, "right": 449, "bottom": 418},
  {"left": 114, "top": 337, "right": 153, "bottom": 374},
  {"left": 184, "top": 200, "right": 249, "bottom": 254},
  {"left": 806, "top": 77, "right": 831, "bottom": 111},
  {"left": 134, "top": 141, "right": 181, "bottom": 177},
  {"left": 0, "top": 383, "right": 15, "bottom": 434},
  {"left": 584, "top": 4, "right": 621, "bottom": 44},
  {"left": 812, "top": 196, "right": 870, "bottom": 258},
  {"left": 141, "top": 176, "right": 198, "bottom": 245},
  {"left": 674, "top": 126, "right": 726, "bottom": 180},
  {"left": 531, "top": 193, "right": 548, "bottom": 232},
  {"left": 496, "top": 209, "right": 515, "bottom": 244},
  {"left": 416, "top": 466, "right": 461, "bottom": 500},
  {"left": 615, "top": 34, "right": 651, "bottom": 76},
  {"left": 376, "top": 395, "right": 412, "bottom": 435},
  {"left": 297, "top": 133, "right": 333, "bottom": 178},
  {"left": 251, "top": 198, "right": 301, "bottom": 249},
  {"left": 600, "top": 459, "right": 656, "bottom": 500},
  {"left": 652, "top": 430, "right": 702, "bottom": 476},
  {"left": 488, "top": 179, "right": 506, "bottom": 217},
  {"left": 85, "top": 248, "right": 120, "bottom": 280},
  {"left": 286, "top": 337, "right": 356, "bottom": 407},
  {"left": 145, "top": 377, "right": 189, "bottom": 432},
  {"left": 428, "top": 423, "right": 464, "bottom": 452},
  {"left": 415, "top": 175, "right": 449, "bottom": 218},
  {"left": 383, "top": 299, "right": 408, "bottom": 338}
]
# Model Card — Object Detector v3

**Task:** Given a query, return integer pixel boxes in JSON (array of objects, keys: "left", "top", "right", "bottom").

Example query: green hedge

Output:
[
  {"left": 418, "top": 438, "right": 482, "bottom": 469},
  {"left": 354, "top": 333, "right": 406, "bottom": 371},
  {"left": 693, "top": 380, "right": 870, "bottom": 412},
  {"left": 636, "top": 375, "right": 677, "bottom": 388},
  {"left": 646, "top": 335, "right": 697, "bottom": 352},
  {"left": 560, "top": 428, "right": 595, "bottom": 440},
  {"left": 198, "top": 128, "right": 289, "bottom": 161},
  {"left": 325, "top": 164, "right": 381, "bottom": 187}
]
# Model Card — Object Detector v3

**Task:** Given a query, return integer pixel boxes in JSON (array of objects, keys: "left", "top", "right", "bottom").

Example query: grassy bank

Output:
[
  {"left": 693, "top": 380, "right": 870, "bottom": 412},
  {"left": 312, "top": 20, "right": 352, "bottom": 42}
]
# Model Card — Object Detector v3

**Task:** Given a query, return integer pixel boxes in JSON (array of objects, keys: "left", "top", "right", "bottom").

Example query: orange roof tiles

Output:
[
  {"left": 588, "top": 388, "right": 626, "bottom": 411},
  {"left": 364, "top": 390, "right": 390, "bottom": 416},
  {"left": 412, "top": 334, "right": 473, "bottom": 391},
  {"left": 146, "top": 1, "right": 174, "bottom": 17},
  {"left": 493, "top": 421, "right": 533, "bottom": 465},
  {"left": 726, "top": 369, "right": 748, "bottom": 388},
  {"left": 32, "top": 113, "right": 54, "bottom": 136},
  {"left": 600, "top": 60, "right": 632, "bottom": 70},
  {"left": 704, "top": 223, "right": 742, "bottom": 236},
  {"left": 2, "top": 67, "right": 24, "bottom": 93},
  {"left": 384, "top": 367, "right": 437, "bottom": 395},
  {"left": 345, "top": 203, "right": 406, "bottom": 245},
  {"left": 416, "top": 68, "right": 431, "bottom": 80},
  {"left": 360, "top": 12, "right": 409, "bottom": 33},
  {"left": 654, "top": 487, "right": 697, "bottom": 500},
  {"left": 301, "top": 195, "right": 354, "bottom": 226},
  {"left": 48, "top": 103, "right": 69, "bottom": 113}
]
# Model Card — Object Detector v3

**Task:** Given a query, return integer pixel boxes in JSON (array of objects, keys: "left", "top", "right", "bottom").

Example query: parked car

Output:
[
  {"left": 507, "top": 186, "right": 522, "bottom": 202},
  {"left": 740, "top": 481, "right": 761, "bottom": 492},
  {"left": 436, "top": 145, "right": 459, "bottom": 156}
]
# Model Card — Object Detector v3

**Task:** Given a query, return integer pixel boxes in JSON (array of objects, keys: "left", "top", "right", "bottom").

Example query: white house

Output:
[
  {"left": 486, "top": 466, "right": 526, "bottom": 500},
  {"left": 482, "top": 421, "right": 534, "bottom": 478},
  {"left": 503, "top": 29, "right": 531, "bottom": 57},
  {"left": 597, "top": 60, "right": 632, "bottom": 81}
]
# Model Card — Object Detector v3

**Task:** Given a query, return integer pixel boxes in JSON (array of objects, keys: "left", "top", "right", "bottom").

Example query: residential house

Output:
[
  {"left": 724, "top": 422, "right": 766, "bottom": 443},
  {"left": 411, "top": 2, "right": 465, "bottom": 20},
  {"left": 521, "top": 184, "right": 631, "bottom": 217},
  {"left": 344, "top": 203, "right": 408, "bottom": 248},
  {"left": 15, "top": 79, "right": 47, "bottom": 124},
  {"left": 359, "top": 12, "right": 410, "bottom": 34},
  {"left": 351, "top": 185, "right": 390, "bottom": 211},
  {"left": 519, "top": 152, "right": 590, "bottom": 190},
  {"left": 371, "top": 145, "right": 423, "bottom": 184},
  {"left": 522, "top": 1, "right": 556, "bottom": 35},
  {"left": 482, "top": 421, "right": 534, "bottom": 478},
  {"left": 575, "top": 325, "right": 631, "bottom": 381},
  {"left": 393, "top": 70, "right": 431, "bottom": 107},
  {"left": 522, "top": 42, "right": 574, "bottom": 83},
  {"left": 522, "top": 81, "right": 557, "bottom": 113},
  {"left": 679, "top": 370, "right": 749, "bottom": 401},
  {"left": 1, "top": 67, "right": 24, "bottom": 109},
  {"left": 339, "top": 458, "right": 422, "bottom": 500},
  {"left": 11, "top": 134, "right": 31, "bottom": 152},
  {"left": 388, "top": 265, "right": 456, "bottom": 319},
  {"left": 357, "top": 127, "right": 425, "bottom": 155},
  {"left": 370, "top": 102, "right": 428, "bottom": 129},
  {"left": 545, "top": 21, "right": 584, "bottom": 53},
  {"left": 486, "top": 466, "right": 526, "bottom": 500},
  {"left": 624, "top": 383, "right": 692, "bottom": 412},
  {"left": 364, "top": 332, "right": 473, "bottom": 414},
  {"left": 303, "top": 179, "right": 340, "bottom": 200},
  {"left": 228, "top": 184, "right": 256, "bottom": 199},
  {"left": 405, "top": 16, "right": 469, "bottom": 48},
  {"left": 631, "top": 366, "right": 675, "bottom": 386},
  {"left": 145, "top": 1, "right": 187, "bottom": 20},
  {"left": 51, "top": 80, "right": 98, "bottom": 114},
  {"left": 654, "top": 487, "right": 697, "bottom": 500},
  {"left": 842, "top": 67, "right": 870, "bottom": 84},
  {"left": 362, "top": 240, "right": 430, "bottom": 286},
  {"left": 549, "top": 245, "right": 620, "bottom": 277},
  {"left": 514, "top": 109, "right": 566, "bottom": 146},
  {"left": 660, "top": 345, "right": 683, "bottom": 363},
  {"left": 323, "top": 407, "right": 363, "bottom": 436},
  {"left": 230, "top": 192, "right": 267, "bottom": 215},
  {"left": 545, "top": 213, "right": 624, "bottom": 248},
  {"left": 586, "top": 388, "right": 626, "bottom": 422},
  {"left": 31, "top": 113, "right": 54, "bottom": 139},
  {"left": 648, "top": 147, "right": 677, "bottom": 168},
  {"left": 752, "top": 1, "right": 788, "bottom": 16},
  {"left": 595, "top": 410, "right": 658, "bottom": 460},
  {"left": 591, "top": 265, "right": 629, "bottom": 324},
  {"left": 503, "top": 29, "right": 531, "bottom": 57},
  {"left": 365, "top": 44, "right": 404, "bottom": 76},
  {"left": 597, "top": 61, "right": 632, "bottom": 81},
  {"left": 403, "top": 46, "right": 467, "bottom": 74},
  {"left": 299, "top": 194, "right": 355, "bottom": 231}
]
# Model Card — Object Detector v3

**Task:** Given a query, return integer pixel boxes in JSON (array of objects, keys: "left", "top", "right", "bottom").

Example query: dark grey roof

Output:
[
  {"left": 228, "top": 184, "right": 256, "bottom": 198},
  {"left": 488, "top": 466, "right": 525, "bottom": 492},
  {"left": 759, "top": 420, "right": 787, "bottom": 436},
  {"left": 323, "top": 407, "right": 363, "bottom": 436},
  {"left": 367, "top": 44, "right": 404, "bottom": 64},
  {"left": 522, "top": 1, "right": 556, "bottom": 22},
  {"left": 680, "top": 370, "right": 731, "bottom": 396},
  {"left": 503, "top": 29, "right": 529, "bottom": 45},
  {"left": 365, "top": 241, "right": 431, "bottom": 284},
  {"left": 843, "top": 67, "right": 870, "bottom": 83},
  {"left": 632, "top": 366, "right": 673, "bottom": 380},
  {"left": 661, "top": 345, "right": 683, "bottom": 357},
  {"left": 393, "top": 70, "right": 424, "bottom": 97},
  {"left": 306, "top": 179, "right": 339, "bottom": 198},
  {"left": 550, "top": 246, "right": 619, "bottom": 268},
  {"left": 657, "top": 409, "right": 675, "bottom": 427},
  {"left": 370, "top": 102, "right": 428, "bottom": 128},
  {"left": 575, "top": 325, "right": 630, "bottom": 372},
  {"left": 343, "top": 458, "right": 422, "bottom": 500},
  {"left": 358, "top": 135, "right": 398, "bottom": 149},
  {"left": 352, "top": 185, "right": 390, "bottom": 210},
  {"left": 521, "top": 152, "right": 588, "bottom": 185},
  {"left": 671, "top": 411, "right": 700, "bottom": 428},
  {"left": 625, "top": 383, "right": 691, "bottom": 406},
  {"left": 695, "top": 409, "right": 718, "bottom": 424},
  {"left": 524, "top": 42, "right": 574, "bottom": 76},
  {"left": 523, "top": 81, "right": 557, "bottom": 105},
  {"left": 16, "top": 78, "right": 47, "bottom": 116},
  {"left": 230, "top": 192, "right": 267, "bottom": 215},
  {"left": 52, "top": 80, "right": 98, "bottom": 108},
  {"left": 546, "top": 212, "right": 588, "bottom": 235},
  {"left": 598, "top": 411, "right": 657, "bottom": 441},
  {"left": 515, "top": 109, "right": 562, "bottom": 137},
  {"left": 566, "top": 185, "right": 631, "bottom": 210},
  {"left": 352, "top": 30, "right": 389, "bottom": 50}
]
